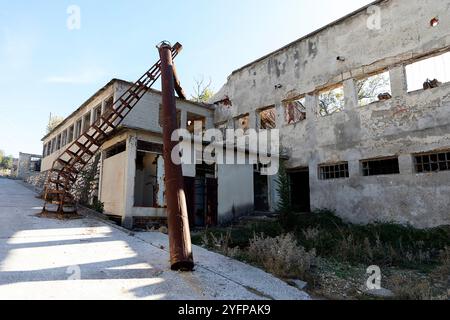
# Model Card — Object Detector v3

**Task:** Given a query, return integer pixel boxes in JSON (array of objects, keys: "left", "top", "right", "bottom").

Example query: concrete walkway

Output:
[{"left": 0, "top": 178, "right": 310, "bottom": 300}]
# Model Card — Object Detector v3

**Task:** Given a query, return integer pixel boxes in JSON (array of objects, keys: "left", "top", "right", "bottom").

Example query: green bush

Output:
[{"left": 89, "top": 199, "right": 104, "bottom": 214}]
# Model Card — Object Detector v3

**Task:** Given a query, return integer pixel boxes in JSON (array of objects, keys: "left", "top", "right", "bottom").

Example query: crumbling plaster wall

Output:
[{"left": 212, "top": 0, "right": 450, "bottom": 228}]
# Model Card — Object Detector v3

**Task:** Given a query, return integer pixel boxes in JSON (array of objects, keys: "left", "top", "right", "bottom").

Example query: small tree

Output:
[
  {"left": 191, "top": 76, "right": 214, "bottom": 103},
  {"left": 276, "top": 162, "right": 294, "bottom": 229},
  {"left": 46, "top": 115, "right": 65, "bottom": 134},
  {"left": 1, "top": 155, "right": 13, "bottom": 170}
]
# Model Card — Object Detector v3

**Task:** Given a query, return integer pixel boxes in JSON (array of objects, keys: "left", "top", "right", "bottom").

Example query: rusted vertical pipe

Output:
[{"left": 158, "top": 41, "right": 194, "bottom": 271}]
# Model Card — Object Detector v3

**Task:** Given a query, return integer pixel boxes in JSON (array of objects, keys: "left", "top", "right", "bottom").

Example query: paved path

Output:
[{"left": 0, "top": 178, "right": 309, "bottom": 300}]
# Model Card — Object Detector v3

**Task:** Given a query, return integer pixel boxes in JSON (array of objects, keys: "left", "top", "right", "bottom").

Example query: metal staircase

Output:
[{"left": 42, "top": 43, "right": 183, "bottom": 214}]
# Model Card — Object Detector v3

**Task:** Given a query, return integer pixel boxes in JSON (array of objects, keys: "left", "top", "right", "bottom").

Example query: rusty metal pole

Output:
[{"left": 158, "top": 41, "right": 194, "bottom": 271}]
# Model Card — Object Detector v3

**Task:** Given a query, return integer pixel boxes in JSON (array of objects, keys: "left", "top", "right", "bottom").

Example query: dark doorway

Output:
[
  {"left": 289, "top": 168, "right": 311, "bottom": 213},
  {"left": 184, "top": 164, "right": 218, "bottom": 228},
  {"left": 254, "top": 167, "right": 270, "bottom": 212}
]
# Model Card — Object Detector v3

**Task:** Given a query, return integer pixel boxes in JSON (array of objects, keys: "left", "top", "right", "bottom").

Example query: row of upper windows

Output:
[
  {"left": 220, "top": 51, "right": 450, "bottom": 131},
  {"left": 43, "top": 97, "right": 113, "bottom": 158},
  {"left": 43, "top": 97, "right": 210, "bottom": 158},
  {"left": 318, "top": 149, "right": 450, "bottom": 180}
]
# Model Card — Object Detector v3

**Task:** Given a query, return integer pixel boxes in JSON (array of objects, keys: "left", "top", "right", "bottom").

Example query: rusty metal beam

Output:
[
  {"left": 172, "top": 62, "right": 187, "bottom": 100},
  {"left": 158, "top": 41, "right": 194, "bottom": 271}
]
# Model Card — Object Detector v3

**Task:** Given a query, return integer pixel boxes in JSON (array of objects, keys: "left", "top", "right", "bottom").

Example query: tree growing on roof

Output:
[
  {"left": 191, "top": 76, "right": 214, "bottom": 103},
  {"left": 46, "top": 114, "right": 65, "bottom": 134}
]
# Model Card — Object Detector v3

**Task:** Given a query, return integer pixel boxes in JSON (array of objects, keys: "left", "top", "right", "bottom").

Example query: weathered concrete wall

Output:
[
  {"left": 100, "top": 149, "right": 126, "bottom": 217},
  {"left": 117, "top": 82, "right": 214, "bottom": 133},
  {"left": 212, "top": 0, "right": 450, "bottom": 228}
]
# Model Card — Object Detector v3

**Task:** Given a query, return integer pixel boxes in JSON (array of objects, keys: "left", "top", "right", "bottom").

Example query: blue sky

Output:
[{"left": 0, "top": 0, "right": 372, "bottom": 157}]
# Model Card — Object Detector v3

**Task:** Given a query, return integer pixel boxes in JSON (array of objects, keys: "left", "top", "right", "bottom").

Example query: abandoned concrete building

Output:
[
  {"left": 41, "top": 79, "right": 258, "bottom": 229},
  {"left": 40, "top": 0, "right": 450, "bottom": 229},
  {"left": 16, "top": 153, "right": 41, "bottom": 179},
  {"left": 210, "top": 0, "right": 450, "bottom": 229}
]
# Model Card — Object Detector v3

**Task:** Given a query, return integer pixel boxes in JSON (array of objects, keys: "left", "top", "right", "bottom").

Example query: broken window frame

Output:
[
  {"left": 357, "top": 70, "right": 392, "bottom": 107},
  {"left": 414, "top": 150, "right": 450, "bottom": 173},
  {"left": 361, "top": 156, "right": 400, "bottom": 177},
  {"left": 318, "top": 85, "right": 345, "bottom": 117},
  {"left": 405, "top": 51, "right": 450, "bottom": 93},
  {"left": 258, "top": 106, "right": 277, "bottom": 130},
  {"left": 283, "top": 96, "right": 306, "bottom": 125},
  {"left": 318, "top": 162, "right": 350, "bottom": 180}
]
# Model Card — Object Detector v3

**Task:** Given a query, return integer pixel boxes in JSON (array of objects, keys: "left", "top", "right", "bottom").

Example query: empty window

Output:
[
  {"left": 103, "top": 97, "right": 115, "bottom": 120},
  {"left": 68, "top": 125, "right": 74, "bottom": 143},
  {"left": 235, "top": 114, "right": 250, "bottom": 132},
  {"left": 357, "top": 71, "right": 392, "bottom": 106},
  {"left": 134, "top": 152, "right": 159, "bottom": 208},
  {"left": 362, "top": 157, "right": 400, "bottom": 176},
  {"left": 83, "top": 113, "right": 91, "bottom": 133},
  {"left": 318, "top": 86, "right": 344, "bottom": 116},
  {"left": 94, "top": 105, "right": 102, "bottom": 123},
  {"left": 61, "top": 130, "right": 67, "bottom": 147},
  {"left": 187, "top": 113, "right": 205, "bottom": 133},
  {"left": 284, "top": 97, "right": 306, "bottom": 124},
  {"left": 319, "top": 162, "right": 349, "bottom": 180},
  {"left": 56, "top": 134, "right": 61, "bottom": 150},
  {"left": 52, "top": 138, "right": 57, "bottom": 152},
  {"left": 406, "top": 51, "right": 450, "bottom": 92},
  {"left": 105, "top": 142, "right": 126, "bottom": 159},
  {"left": 75, "top": 119, "right": 82, "bottom": 138},
  {"left": 415, "top": 150, "right": 450, "bottom": 173},
  {"left": 137, "top": 140, "right": 163, "bottom": 154},
  {"left": 259, "top": 107, "right": 276, "bottom": 129}
]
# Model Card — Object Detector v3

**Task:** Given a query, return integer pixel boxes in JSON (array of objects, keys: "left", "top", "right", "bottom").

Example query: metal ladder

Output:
[{"left": 42, "top": 43, "right": 183, "bottom": 214}]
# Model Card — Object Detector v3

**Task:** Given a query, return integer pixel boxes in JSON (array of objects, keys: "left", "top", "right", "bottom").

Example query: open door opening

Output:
[
  {"left": 254, "top": 165, "right": 270, "bottom": 212},
  {"left": 184, "top": 163, "right": 218, "bottom": 228},
  {"left": 288, "top": 168, "right": 311, "bottom": 213}
]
